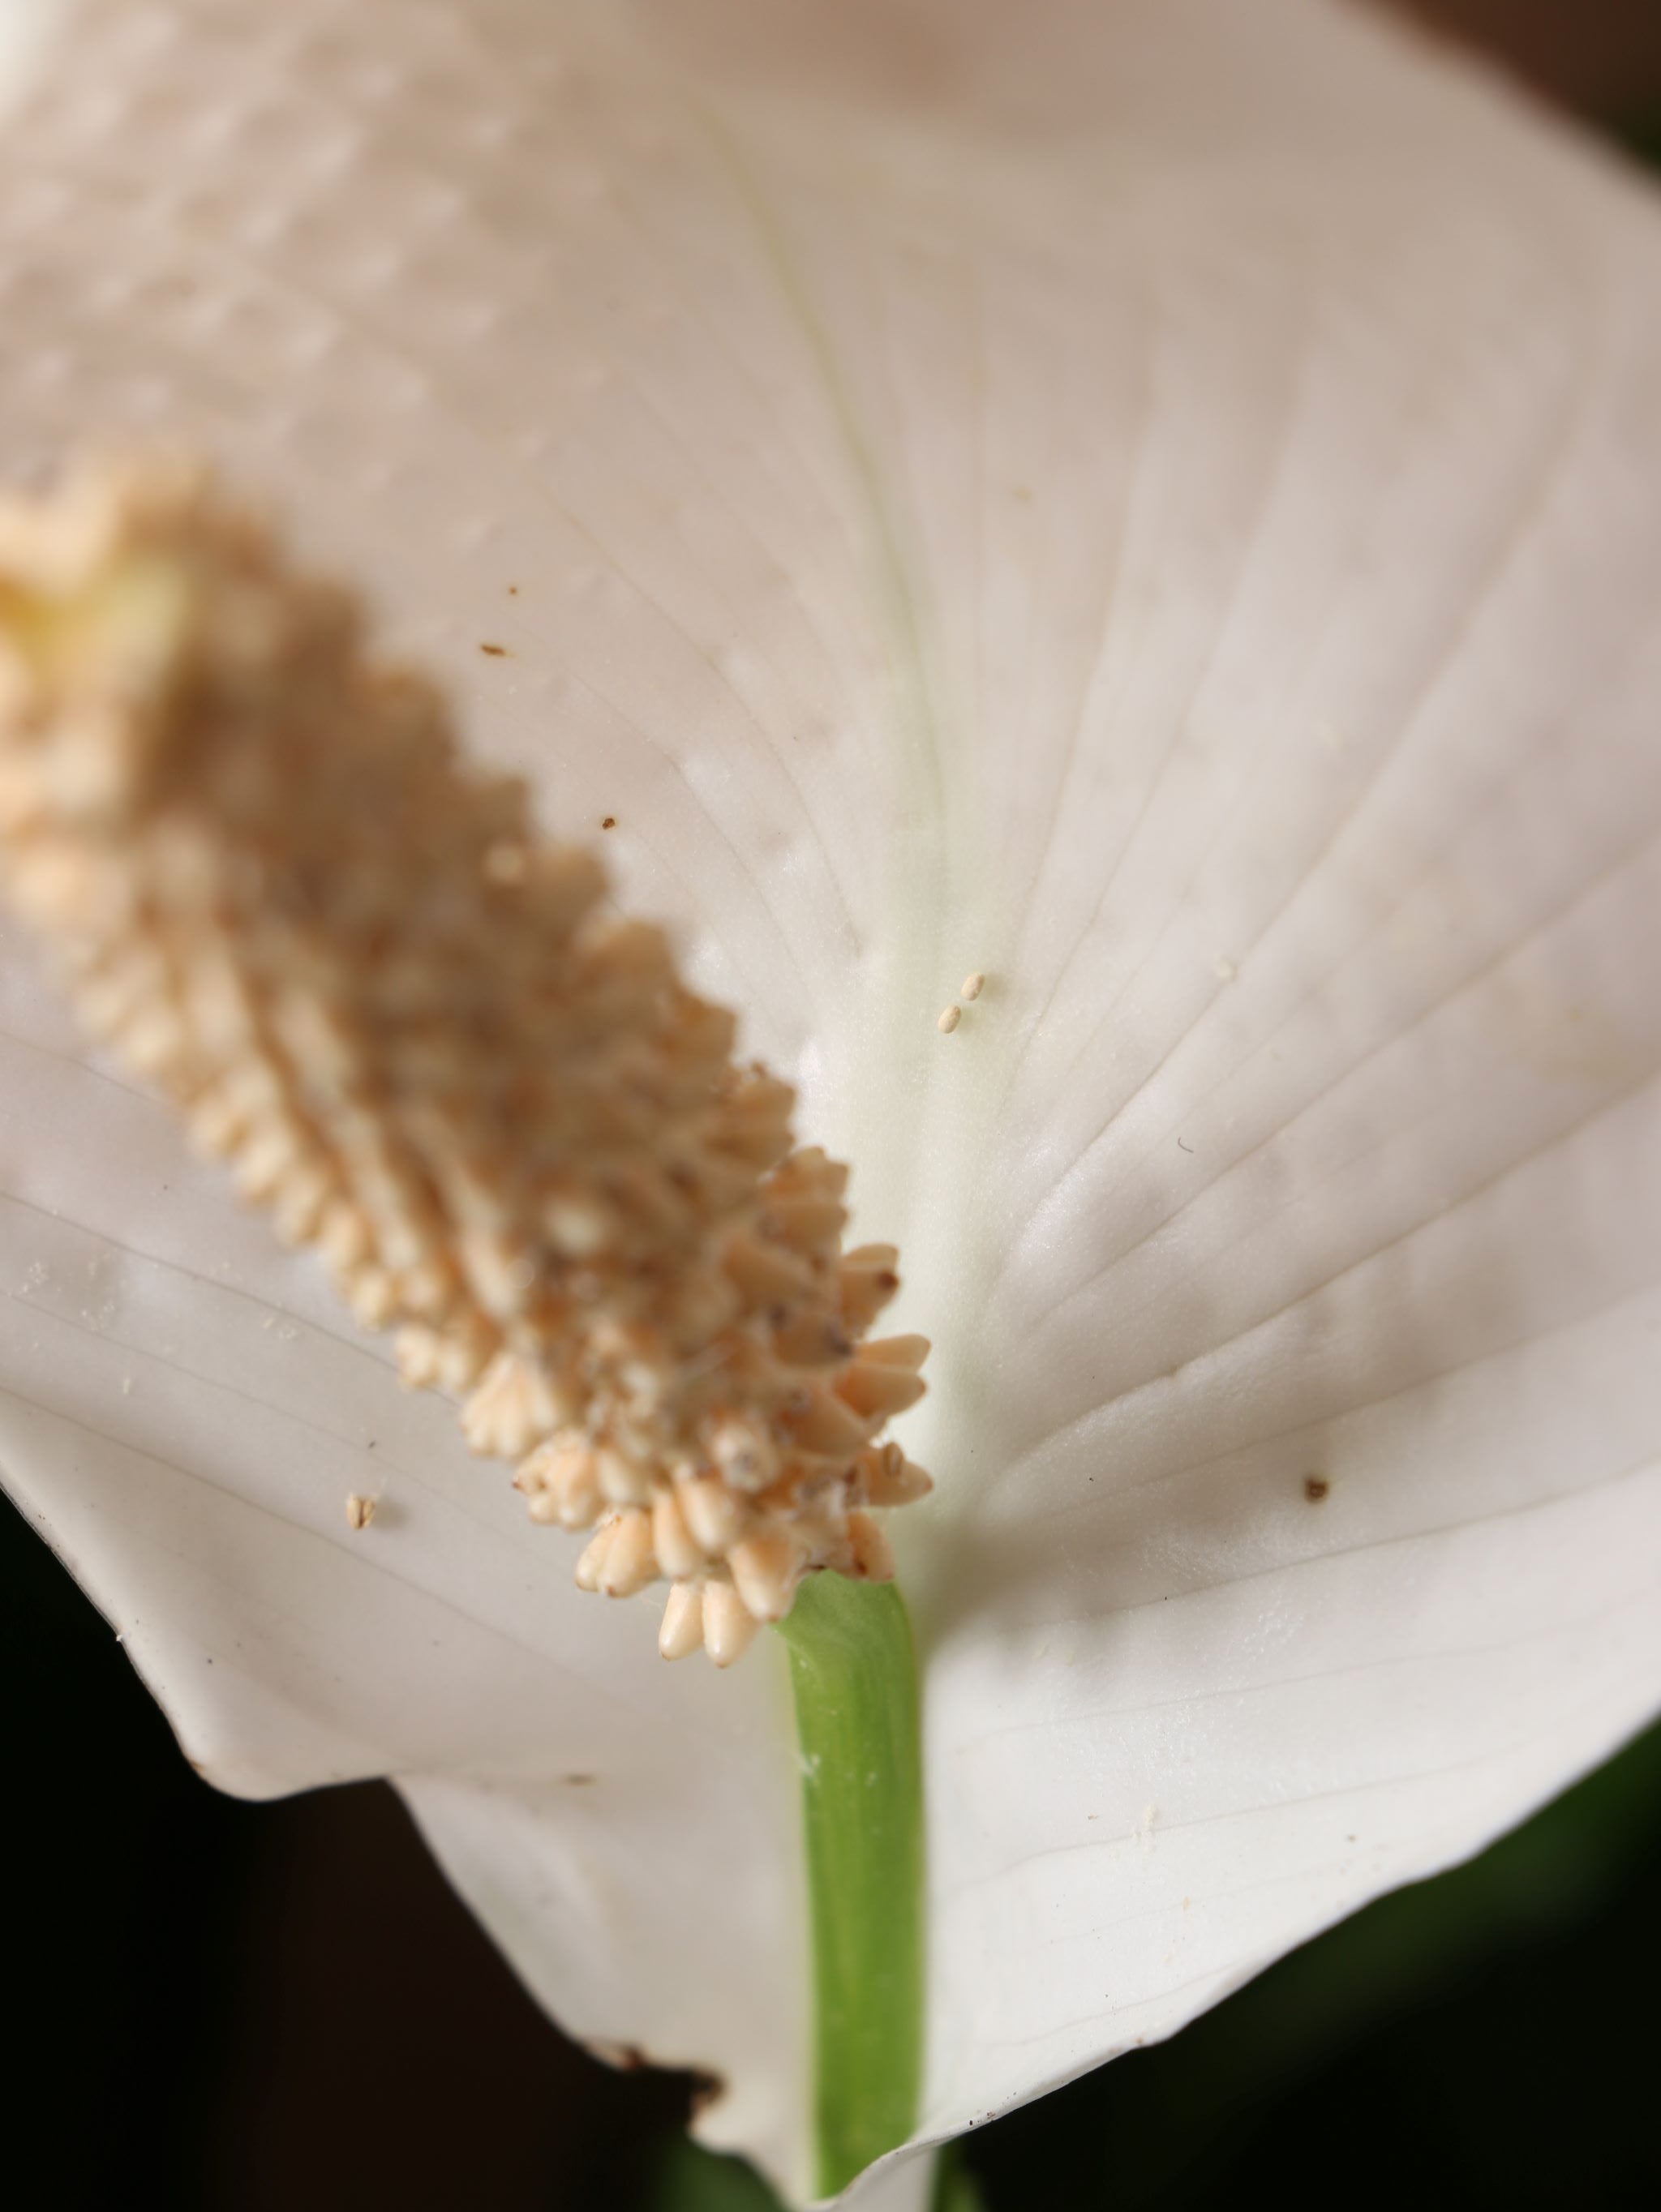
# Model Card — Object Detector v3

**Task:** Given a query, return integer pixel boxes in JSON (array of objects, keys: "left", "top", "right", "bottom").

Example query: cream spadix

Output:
[{"left": 0, "top": 460, "right": 932, "bottom": 1665}]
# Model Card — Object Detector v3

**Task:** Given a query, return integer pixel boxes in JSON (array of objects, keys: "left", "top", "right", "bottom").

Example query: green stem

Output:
[{"left": 775, "top": 1574, "right": 925, "bottom": 2196}]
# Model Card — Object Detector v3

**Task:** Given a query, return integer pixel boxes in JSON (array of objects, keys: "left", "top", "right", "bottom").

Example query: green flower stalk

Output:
[{"left": 779, "top": 1577, "right": 926, "bottom": 2194}]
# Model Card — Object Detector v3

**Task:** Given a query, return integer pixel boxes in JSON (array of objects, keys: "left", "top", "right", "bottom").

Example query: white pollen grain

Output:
[
  {"left": 960, "top": 971, "right": 985, "bottom": 1001},
  {"left": 937, "top": 1004, "right": 962, "bottom": 1035}
]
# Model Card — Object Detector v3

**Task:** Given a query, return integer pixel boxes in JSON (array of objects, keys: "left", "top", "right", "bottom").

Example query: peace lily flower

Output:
[{"left": 1, "top": 0, "right": 1659, "bottom": 2205}]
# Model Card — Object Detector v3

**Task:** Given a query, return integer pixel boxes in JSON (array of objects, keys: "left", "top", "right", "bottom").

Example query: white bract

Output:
[{"left": 2, "top": 1, "right": 1659, "bottom": 2202}]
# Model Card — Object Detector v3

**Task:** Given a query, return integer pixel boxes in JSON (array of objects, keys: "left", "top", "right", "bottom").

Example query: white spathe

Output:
[{"left": 1, "top": 0, "right": 1659, "bottom": 2202}]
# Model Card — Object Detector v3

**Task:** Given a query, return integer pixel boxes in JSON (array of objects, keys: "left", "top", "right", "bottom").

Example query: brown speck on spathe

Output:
[
  {"left": 479, "top": 641, "right": 509, "bottom": 656},
  {"left": 583, "top": 2042, "right": 725, "bottom": 2112},
  {"left": 686, "top": 2068, "right": 726, "bottom": 2116},
  {"left": 601, "top": 815, "right": 616, "bottom": 830},
  {"left": 562, "top": 1773, "right": 597, "bottom": 1787},
  {"left": 1304, "top": 1475, "right": 1331, "bottom": 1503},
  {"left": 586, "top": 2038, "right": 649, "bottom": 2074}
]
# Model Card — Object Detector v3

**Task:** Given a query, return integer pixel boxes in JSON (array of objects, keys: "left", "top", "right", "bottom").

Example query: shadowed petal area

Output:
[{"left": 0, "top": 1, "right": 1659, "bottom": 2201}]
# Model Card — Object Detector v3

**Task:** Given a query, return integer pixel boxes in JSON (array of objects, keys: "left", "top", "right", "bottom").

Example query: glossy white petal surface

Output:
[{"left": 1, "top": 2, "right": 1659, "bottom": 2201}]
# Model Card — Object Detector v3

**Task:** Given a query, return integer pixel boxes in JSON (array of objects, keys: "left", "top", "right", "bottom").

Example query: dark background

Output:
[{"left": 6, "top": 7, "right": 1661, "bottom": 2208}]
